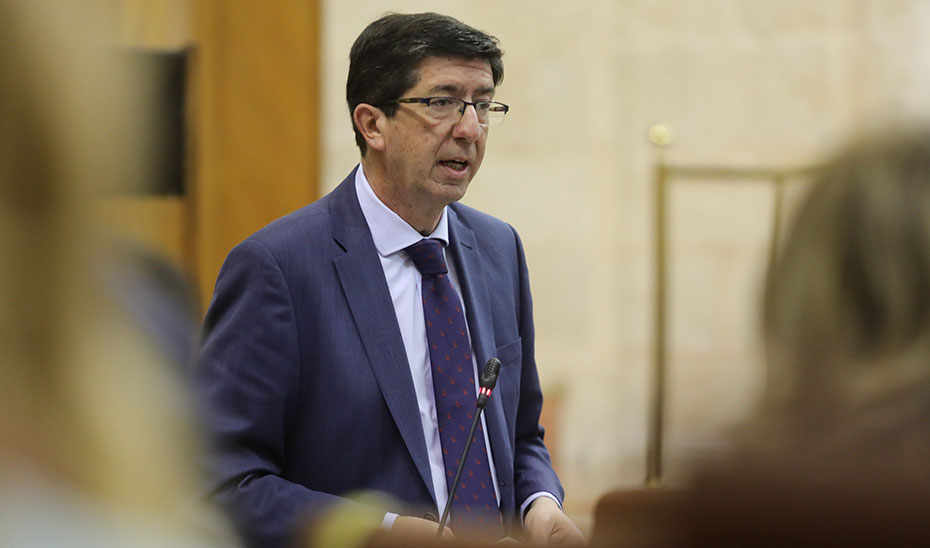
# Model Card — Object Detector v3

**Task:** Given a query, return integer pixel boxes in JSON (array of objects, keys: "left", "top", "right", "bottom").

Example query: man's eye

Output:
[{"left": 430, "top": 98, "right": 456, "bottom": 108}]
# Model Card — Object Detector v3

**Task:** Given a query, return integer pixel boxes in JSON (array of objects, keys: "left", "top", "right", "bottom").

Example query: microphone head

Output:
[{"left": 479, "top": 358, "right": 502, "bottom": 390}]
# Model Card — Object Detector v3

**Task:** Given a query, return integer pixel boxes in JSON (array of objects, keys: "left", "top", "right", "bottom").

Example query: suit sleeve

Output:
[
  {"left": 196, "top": 239, "right": 373, "bottom": 547},
  {"left": 509, "top": 227, "right": 566, "bottom": 509}
]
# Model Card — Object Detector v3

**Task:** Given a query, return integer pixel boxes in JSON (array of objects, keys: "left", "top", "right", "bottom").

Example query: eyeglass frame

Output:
[{"left": 378, "top": 96, "right": 510, "bottom": 127}]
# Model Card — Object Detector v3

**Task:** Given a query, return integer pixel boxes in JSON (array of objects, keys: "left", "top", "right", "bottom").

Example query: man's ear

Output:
[{"left": 353, "top": 104, "right": 386, "bottom": 152}]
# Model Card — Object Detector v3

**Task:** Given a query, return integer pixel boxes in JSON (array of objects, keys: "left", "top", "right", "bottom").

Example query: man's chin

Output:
[
  {"left": 441, "top": 186, "right": 469, "bottom": 205},
  {"left": 428, "top": 179, "right": 471, "bottom": 205}
]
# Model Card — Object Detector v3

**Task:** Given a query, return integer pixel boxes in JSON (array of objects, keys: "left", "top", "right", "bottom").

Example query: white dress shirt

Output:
[{"left": 353, "top": 165, "right": 556, "bottom": 529}]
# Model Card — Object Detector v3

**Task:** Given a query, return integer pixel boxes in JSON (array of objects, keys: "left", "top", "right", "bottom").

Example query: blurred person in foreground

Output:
[
  {"left": 197, "top": 11, "right": 583, "bottom": 548},
  {"left": 593, "top": 126, "right": 930, "bottom": 546},
  {"left": 0, "top": 1, "right": 231, "bottom": 546},
  {"left": 707, "top": 125, "right": 930, "bottom": 545},
  {"left": 755, "top": 126, "right": 930, "bottom": 470}
]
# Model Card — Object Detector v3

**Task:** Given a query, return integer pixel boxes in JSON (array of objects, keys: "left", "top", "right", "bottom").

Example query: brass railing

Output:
[{"left": 646, "top": 160, "right": 817, "bottom": 486}]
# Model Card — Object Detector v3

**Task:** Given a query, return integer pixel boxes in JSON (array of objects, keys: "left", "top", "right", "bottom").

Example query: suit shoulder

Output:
[
  {"left": 242, "top": 197, "right": 333, "bottom": 255},
  {"left": 241, "top": 173, "right": 358, "bottom": 256},
  {"left": 449, "top": 201, "right": 518, "bottom": 240}
]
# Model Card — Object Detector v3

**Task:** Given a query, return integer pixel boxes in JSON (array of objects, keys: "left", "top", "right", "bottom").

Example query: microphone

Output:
[
  {"left": 477, "top": 357, "right": 501, "bottom": 408},
  {"left": 437, "top": 358, "right": 502, "bottom": 536}
]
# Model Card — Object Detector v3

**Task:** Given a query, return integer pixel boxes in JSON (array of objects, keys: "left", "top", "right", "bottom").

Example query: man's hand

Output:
[
  {"left": 392, "top": 515, "right": 454, "bottom": 541},
  {"left": 523, "top": 497, "right": 585, "bottom": 545}
]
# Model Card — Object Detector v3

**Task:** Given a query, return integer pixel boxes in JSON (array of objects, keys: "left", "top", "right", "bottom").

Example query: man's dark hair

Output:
[{"left": 347, "top": 12, "right": 504, "bottom": 155}]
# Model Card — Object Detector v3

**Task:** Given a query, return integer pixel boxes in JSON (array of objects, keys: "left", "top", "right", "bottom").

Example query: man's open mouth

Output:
[{"left": 440, "top": 159, "right": 469, "bottom": 170}]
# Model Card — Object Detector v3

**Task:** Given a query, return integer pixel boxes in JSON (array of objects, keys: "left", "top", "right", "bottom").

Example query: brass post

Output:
[{"left": 646, "top": 160, "right": 667, "bottom": 487}]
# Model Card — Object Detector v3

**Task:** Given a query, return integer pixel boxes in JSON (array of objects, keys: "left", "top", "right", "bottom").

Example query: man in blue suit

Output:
[{"left": 198, "top": 12, "right": 584, "bottom": 547}]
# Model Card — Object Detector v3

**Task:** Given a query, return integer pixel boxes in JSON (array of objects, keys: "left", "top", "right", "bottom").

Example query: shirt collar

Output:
[{"left": 354, "top": 163, "right": 450, "bottom": 257}]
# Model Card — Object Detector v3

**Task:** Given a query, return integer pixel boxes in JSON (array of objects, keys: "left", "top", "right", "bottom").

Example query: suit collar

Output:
[
  {"left": 330, "top": 169, "right": 438, "bottom": 504},
  {"left": 329, "top": 166, "right": 368, "bottom": 252}
]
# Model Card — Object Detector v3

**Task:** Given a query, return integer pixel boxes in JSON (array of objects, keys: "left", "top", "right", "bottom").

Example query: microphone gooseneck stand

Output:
[{"left": 436, "top": 358, "right": 502, "bottom": 536}]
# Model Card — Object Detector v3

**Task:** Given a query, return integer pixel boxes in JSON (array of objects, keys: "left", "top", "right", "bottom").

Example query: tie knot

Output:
[{"left": 405, "top": 239, "right": 448, "bottom": 276}]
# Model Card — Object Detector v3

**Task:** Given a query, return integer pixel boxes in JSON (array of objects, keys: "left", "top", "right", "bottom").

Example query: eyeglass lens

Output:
[{"left": 426, "top": 98, "right": 506, "bottom": 126}]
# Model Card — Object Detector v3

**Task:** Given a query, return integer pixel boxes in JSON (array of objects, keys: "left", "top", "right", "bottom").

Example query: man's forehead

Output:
[{"left": 410, "top": 56, "right": 495, "bottom": 93}]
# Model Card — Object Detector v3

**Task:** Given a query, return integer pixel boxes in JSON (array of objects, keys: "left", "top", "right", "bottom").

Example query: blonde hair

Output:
[{"left": 761, "top": 125, "right": 930, "bottom": 453}]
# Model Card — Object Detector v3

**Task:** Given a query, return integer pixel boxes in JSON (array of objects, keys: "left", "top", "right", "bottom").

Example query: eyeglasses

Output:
[{"left": 381, "top": 97, "right": 509, "bottom": 127}]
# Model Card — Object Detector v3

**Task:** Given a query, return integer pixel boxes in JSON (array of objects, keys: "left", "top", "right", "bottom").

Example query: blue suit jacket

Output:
[{"left": 198, "top": 169, "right": 563, "bottom": 547}]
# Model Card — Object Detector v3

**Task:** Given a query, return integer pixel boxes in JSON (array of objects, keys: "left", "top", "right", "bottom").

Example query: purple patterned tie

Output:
[{"left": 405, "top": 238, "right": 502, "bottom": 537}]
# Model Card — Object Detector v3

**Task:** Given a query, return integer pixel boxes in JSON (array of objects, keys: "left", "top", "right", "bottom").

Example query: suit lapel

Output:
[
  {"left": 447, "top": 209, "right": 516, "bottom": 494},
  {"left": 329, "top": 174, "right": 437, "bottom": 504}
]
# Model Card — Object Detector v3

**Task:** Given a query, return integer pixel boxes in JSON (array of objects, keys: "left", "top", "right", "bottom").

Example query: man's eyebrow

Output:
[{"left": 428, "top": 84, "right": 496, "bottom": 98}]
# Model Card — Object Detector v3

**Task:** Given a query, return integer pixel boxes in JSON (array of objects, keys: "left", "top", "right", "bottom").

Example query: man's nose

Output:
[{"left": 452, "top": 103, "right": 483, "bottom": 142}]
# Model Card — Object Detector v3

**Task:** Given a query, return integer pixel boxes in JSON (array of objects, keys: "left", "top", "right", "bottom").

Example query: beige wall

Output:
[{"left": 321, "top": 0, "right": 930, "bottom": 525}]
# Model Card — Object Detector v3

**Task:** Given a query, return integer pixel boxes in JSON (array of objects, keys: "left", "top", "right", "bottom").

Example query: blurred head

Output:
[
  {"left": 0, "top": 0, "right": 206, "bottom": 528},
  {"left": 762, "top": 126, "right": 930, "bottom": 437},
  {"left": 346, "top": 12, "right": 504, "bottom": 156}
]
